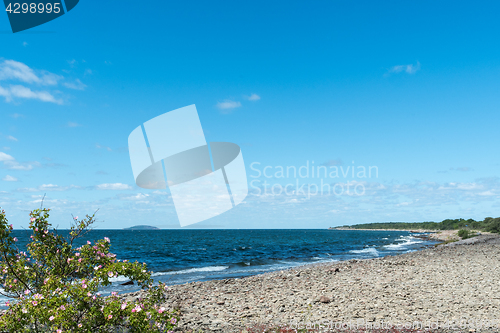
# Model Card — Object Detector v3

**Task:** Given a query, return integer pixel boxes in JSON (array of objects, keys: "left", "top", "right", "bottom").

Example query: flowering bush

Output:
[{"left": 0, "top": 208, "right": 178, "bottom": 332}]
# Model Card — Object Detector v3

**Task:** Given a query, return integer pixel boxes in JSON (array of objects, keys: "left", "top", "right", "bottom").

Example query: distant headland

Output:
[{"left": 123, "top": 225, "right": 160, "bottom": 230}]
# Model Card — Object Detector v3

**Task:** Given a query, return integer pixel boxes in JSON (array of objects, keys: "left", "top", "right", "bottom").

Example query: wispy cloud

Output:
[
  {"left": 95, "top": 183, "right": 132, "bottom": 190},
  {"left": 2, "top": 175, "right": 18, "bottom": 182},
  {"left": 63, "top": 79, "right": 86, "bottom": 91},
  {"left": 67, "top": 121, "right": 81, "bottom": 128},
  {"left": 438, "top": 167, "right": 474, "bottom": 173},
  {"left": 11, "top": 113, "right": 24, "bottom": 118},
  {"left": 0, "top": 60, "right": 62, "bottom": 85},
  {"left": 96, "top": 143, "right": 112, "bottom": 151},
  {"left": 0, "top": 59, "right": 86, "bottom": 104},
  {"left": 387, "top": 61, "right": 421, "bottom": 75},
  {"left": 244, "top": 93, "right": 261, "bottom": 101},
  {"left": 0, "top": 151, "right": 40, "bottom": 170},
  {"left": 0, "top": 152, "right": 15, "bottom": 162},
  {"left": 216, "top": 100, "right": 242, "bottom": 113},
  {"left": 16, "top": 184, "right": 81, "bottom": 192},
  {"left": 7, "top": 135, "right": 18, "bottom": 142},
  {"left": 0, "top": 85, "right": 63, "bottom": 104}
]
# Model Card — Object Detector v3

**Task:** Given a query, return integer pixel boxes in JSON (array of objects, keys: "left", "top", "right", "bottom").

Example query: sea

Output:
[{"left": 2, "top": 229, "right": 438, "bottom": 307}]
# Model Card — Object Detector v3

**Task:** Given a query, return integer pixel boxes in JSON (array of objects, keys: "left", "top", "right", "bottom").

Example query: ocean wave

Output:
[
  {"left": 384, "top": 236, "right": 422, "bottom": 250},
  {"left": 109, "top": 276, "right": 132, "bottom": 283},
  {"left": 349, "top": 247, "right": 379, "bottom": 256},
  {"left": 153, "top": 266, "right": 229, "bottom": 276}
]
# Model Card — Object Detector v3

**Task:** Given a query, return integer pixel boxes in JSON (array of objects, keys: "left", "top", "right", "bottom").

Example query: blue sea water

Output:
[{"left": 2, "top": 229, "right": 437, "bottom": 306}]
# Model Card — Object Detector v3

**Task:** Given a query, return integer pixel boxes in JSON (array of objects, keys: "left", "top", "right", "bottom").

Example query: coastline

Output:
[{"left": 120, "top": 232, "right": 500, "bottom": 332}]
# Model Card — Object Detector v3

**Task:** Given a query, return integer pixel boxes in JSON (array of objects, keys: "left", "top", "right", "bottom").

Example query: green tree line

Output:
[{"left": 336, "top": 217, "right": 500, "bottom": 233}]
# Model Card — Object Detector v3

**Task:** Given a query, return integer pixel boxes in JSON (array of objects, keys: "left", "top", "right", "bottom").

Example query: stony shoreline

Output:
[{"left": 123, "top": 233, "right": 500, "bottom": 332}]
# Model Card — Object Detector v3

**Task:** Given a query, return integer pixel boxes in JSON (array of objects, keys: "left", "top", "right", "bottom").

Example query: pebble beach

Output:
[{"left": 120, "top": 232, "right": 500, "bottom": 332}]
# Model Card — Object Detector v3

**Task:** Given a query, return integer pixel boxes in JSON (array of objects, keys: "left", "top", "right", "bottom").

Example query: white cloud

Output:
[
  {"left": 16, "top": 184, "right": 80, "bottom": 192},
  {"left": 96, "top": 143, "right": 112, "bottom": 151},
  {"left": 122, "top": 193, "right": 150, "bottom": 201},
  {"left": 2, "top": 175, "right": 18, "bottom": 182},
  {"left": 216, "top": 100, "right": 242, "bottom": 112},
  {"left": 63, "top": 79, "right": 86, "bottom": 91},
  {"left": 245, "top": 93, "right": 261, "bottom": 101},
  {"left": 0, "top": 60, "right": 62, "bottom": 85},
  {"left": 67, "top": 121, "right": 81, "bottom": 128},
  {"left": 3, "top": 160, "right": 40, "bottom": 171},
  {"left": 0, "top": 152, "right": 39, "bottom": 170},
  {"left": 0, "top": 60, "right": 40, "bottom": 84},
  {"left": 387, "top": 61, "right": 421, "bottom": 75},
  {"left": 11, "top": 113, "right": 24, "bottom": 118},
  {"left": 0, "top": 84, "right": 63, "bottom": 104},
  {"left": 7, "top": 135, "right": 18, "bottom": 142},
  {"left": 0, "top": 152, "right": 15, "bottom": 161},
  {"left": 0, "top": 59, "right": 87, "bottom": 105},
  {"left": 96, "top": 183, "right": 132, "bottom": 190}
]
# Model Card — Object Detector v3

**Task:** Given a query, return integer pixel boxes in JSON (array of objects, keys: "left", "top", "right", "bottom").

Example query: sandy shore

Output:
[{"left": 120, "top": 233, "right": 500, "bottom": 332}]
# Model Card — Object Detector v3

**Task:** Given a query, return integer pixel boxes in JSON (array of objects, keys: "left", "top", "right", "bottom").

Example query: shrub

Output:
[
  {"left": 0, "top": 207, "right": 177, "bottom": 332},
  {"left": 457, "top": 229, "right": 474, "bottom": 239},
  {"left": 485, "top": 217, "right": 500, "bottom": 234}
]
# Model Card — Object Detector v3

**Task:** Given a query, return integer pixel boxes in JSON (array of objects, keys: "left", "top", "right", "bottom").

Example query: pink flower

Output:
[
  {"left": 32, "top": 301, "right": 37, "bottom": 306},
  {"left": 158, "top": 307, "right": 165, "bottom": 314},
  {"left": 13, "top": 237, "right": 17, "bottom": 242},
  {"left": 104, "top": 237, "right": 110, "bottom": 243},
  {"left": 24, "top": 290, "right": 30, "bottom": 295},
  {"left": 121, "top": 302, "right": 127, "bottom": 310},
  {"left": 107, "top": 314, "right": 112, "bottom": 320},
  {"left": 57, "top": 330, "right": 62, "bottom": 333},
  {"left": 21, "top": 308, "right": 27, "bottom": 313},
  {"left": 49, "top": 316, "right": 55, "bottom": 321},
  {"left": 87, "top": 292, "right": 91, "bottom": 296},
  {"left": 170, "top": 318, "right": 177, "bottom": 324},
  {"left": 87, "top": 241, "right": 91, "bottom": 245},
  {"left": 78, "top": 324, "right": 82, "bottom": 328},
  {"left": 74, "top": 216, "right": 78, "bottom": 220},
  {"left": 82, "top": 284, "right": 87, "bottom": 289},
  {"left": 111, "top": 292, "right": 117, "bottom": 296},
  {"left": 108, "top": 271, "right": 114, "bottom": 278}
]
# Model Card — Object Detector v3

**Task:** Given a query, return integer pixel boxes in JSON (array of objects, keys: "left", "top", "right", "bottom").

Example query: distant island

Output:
[
  {"left": 330, "top": 217, "right": 500, "bottom": 233},
  {"left": 123, "top": 225, "right": 160, "bottom": 230}
]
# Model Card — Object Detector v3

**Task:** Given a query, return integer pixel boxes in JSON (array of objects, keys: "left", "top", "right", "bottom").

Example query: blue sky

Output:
[{"left": 1, "top": 0, "right": 499, "bottom": 229}]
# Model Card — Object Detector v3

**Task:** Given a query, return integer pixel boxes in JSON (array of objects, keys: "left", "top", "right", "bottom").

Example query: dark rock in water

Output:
[{"left": 121, "top": 280, "right": 134, "bottom": 286}]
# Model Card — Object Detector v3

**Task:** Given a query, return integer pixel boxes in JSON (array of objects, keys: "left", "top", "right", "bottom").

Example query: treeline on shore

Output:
[{"left": 337, "top": 217, "right": 500, "bottom": 233}]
